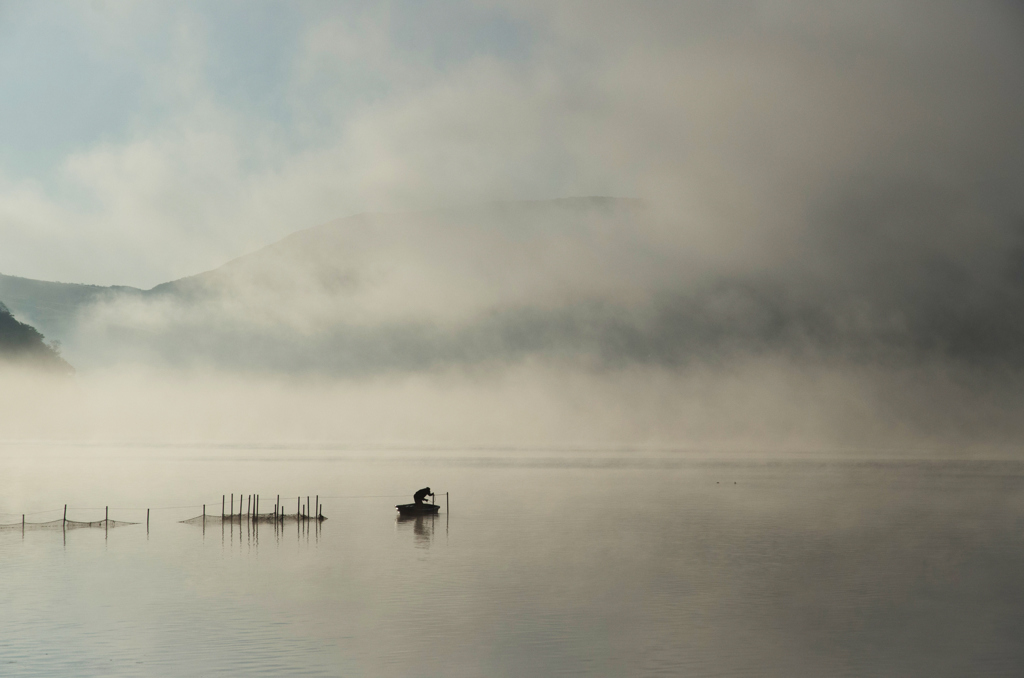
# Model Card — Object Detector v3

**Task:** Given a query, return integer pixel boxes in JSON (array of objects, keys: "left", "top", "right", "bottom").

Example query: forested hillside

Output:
[{"left": 0, "top": 302, "right": 73, "bottom": 373}]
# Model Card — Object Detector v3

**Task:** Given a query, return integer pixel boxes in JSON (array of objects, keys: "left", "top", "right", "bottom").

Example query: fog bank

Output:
[{"left": 3, "top": 2, "right": 1024, "bottom": 449}]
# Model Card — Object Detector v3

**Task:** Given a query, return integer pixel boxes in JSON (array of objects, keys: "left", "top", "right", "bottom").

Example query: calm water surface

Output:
[{"left": 0, "top": 446, "right": 1022, "bottom": 677}]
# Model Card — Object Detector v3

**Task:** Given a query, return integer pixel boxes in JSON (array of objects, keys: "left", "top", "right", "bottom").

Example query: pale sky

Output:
[
  {"left": 1, "top": 1, "right": 1023, "bottom": 288},
  {"left": 0, "top": 1, "right": 540, "bottom": 286}
]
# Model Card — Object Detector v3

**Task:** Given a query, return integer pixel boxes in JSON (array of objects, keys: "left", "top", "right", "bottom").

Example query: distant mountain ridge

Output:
[
  {"left": 2, "top": 196, "right": 1024, "bottom": 375},
  {"left": 0, "top": 197, "right": 650, "bottom": 362},
  {"left": 0, "top": 273, "right": 141, "bottom": 342},
  {"left": 146, "top": 196, "right": 642, "bottom": 299}
]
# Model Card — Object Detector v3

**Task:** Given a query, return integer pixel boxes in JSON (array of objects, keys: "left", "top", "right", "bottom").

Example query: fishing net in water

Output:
[
  {"left": 1, "top": 499, "right": 333, "bottom": 531},
  {"left": 180, "top": 512, "right": 325, "bottom": 525},
  {"left": 0, "top": 518, "right": 138, "bottom": 530}
]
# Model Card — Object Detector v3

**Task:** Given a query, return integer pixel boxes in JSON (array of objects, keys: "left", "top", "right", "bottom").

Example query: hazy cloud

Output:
[{"left": 2, "top": 1, "right": 1023, "bottom": 284}]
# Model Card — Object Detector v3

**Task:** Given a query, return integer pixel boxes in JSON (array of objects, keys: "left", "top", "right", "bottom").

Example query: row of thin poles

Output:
[{"left": 204, "top": 495, "right": 325, "bottom": 522}]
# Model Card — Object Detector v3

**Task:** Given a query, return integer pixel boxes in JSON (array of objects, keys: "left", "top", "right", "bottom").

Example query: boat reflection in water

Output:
[{"left": 396, "top": 513, "right": 436, "bottom": 548}]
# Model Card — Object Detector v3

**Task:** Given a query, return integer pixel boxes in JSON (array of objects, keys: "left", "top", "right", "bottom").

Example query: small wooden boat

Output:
[{"left": 396, "top": 503, "right": 440, "bottom": 516}]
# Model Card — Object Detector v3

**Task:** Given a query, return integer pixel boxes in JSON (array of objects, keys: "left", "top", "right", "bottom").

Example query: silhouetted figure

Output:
[{"left": 413, "top": 487, "right": 432, "bottom": 505}]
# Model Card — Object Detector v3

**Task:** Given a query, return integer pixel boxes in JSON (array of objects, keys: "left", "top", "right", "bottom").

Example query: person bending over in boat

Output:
[{"left": 413, "top": 487, "right": 432, "bottom": 505}]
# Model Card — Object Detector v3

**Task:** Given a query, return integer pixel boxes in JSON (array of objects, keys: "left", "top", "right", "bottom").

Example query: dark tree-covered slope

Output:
[{"left": 0, "top": 301, "right": 73, "bottom": 373}]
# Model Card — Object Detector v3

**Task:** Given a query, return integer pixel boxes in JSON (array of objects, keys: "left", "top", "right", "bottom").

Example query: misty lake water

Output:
[{"left": 0, "top": 445, "right": 1022, "bottom": 677}]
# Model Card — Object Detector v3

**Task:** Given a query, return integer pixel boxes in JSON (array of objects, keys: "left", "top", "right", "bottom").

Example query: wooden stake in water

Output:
[
  {"left": 447, "top": 492, "right": 449, "bottom": 514},
  {"left": 316, "top": 495, "right": 319, "bottom": 520},
  {"left": 147, "top": 508, "right": 150, "bottom": 531},
  {"left": 222, "top": 495, "right": 225, "bottom": 520},
  {"left": 63, "top": 504, "right": 67, "bottom": 529}
]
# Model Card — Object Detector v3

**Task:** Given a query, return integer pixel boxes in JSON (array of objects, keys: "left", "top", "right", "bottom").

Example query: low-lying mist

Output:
[{"left": 3, "top": 355, "right": 1023, "bottom": 452}]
